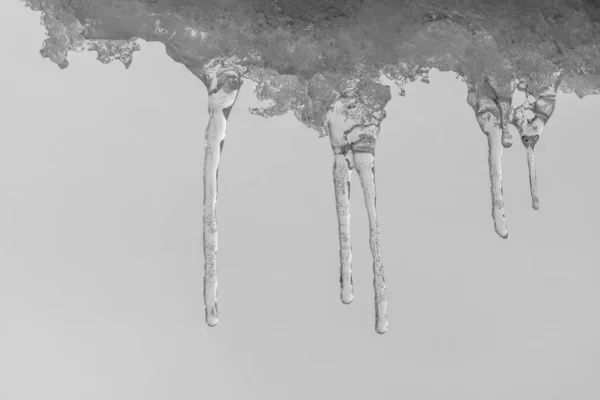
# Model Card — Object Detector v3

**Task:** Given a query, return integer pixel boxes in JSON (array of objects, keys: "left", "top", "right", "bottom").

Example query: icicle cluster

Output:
[{"left": 20, "top": 0, "right": 600, "bottom": 333}]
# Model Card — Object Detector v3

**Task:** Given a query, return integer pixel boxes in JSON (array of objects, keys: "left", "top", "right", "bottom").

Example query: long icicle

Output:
[
  {"left": 486, "top": 125, "right": 508, "bottom": 238},
  {"left": 470, "top": 86, "right": 509, "bottom": 239},
  {"left": 333, "top": 151, "right": 355, "bottom": 304},
  {"left": 327, "top": 103, "right": 356, "bottom": 305},
  {"left": 354, "top": 150, "right": 388, "bottom": 334},
  {"left": 201, "top": 66, "right": 243, "bottom": 327}
]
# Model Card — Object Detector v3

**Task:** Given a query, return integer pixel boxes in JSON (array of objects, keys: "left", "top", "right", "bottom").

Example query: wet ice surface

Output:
[{"left": 3, "top": 9, "right": 600, "bottom": 398}]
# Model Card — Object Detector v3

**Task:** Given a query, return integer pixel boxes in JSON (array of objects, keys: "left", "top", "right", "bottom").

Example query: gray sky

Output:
[{"left": 1, "top": 2, "right": 600, "bottom": 399}]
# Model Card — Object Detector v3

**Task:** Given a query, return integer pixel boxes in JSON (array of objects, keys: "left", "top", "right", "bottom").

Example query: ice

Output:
[
  {"left": 468, "top": 84, "right": 509, "bottom": 239},
  {"left": 327, "top": 94, "right": 389, "bottom": 334},
  {"left": 511, "top": 80, "right": 560, "bottom": 210},
  {"left": 200, "top": 63, "right": 243, "bottom": 327},
  {"left": 526, "top": 146, "right": 540, "bottom": 210},
  {"left": 332, "top": 150, "right": 355, "bottom": 305},
  {"left": 354, "top": 151, "right": 388, "bottom": 334},
  {"left": 17, "top": 0, "right": 584, "bottom": 333}
]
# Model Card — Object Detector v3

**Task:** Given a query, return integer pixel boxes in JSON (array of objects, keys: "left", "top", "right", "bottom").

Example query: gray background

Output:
[{"left": 1, "top": 2, "right": 600, "bottom": 399}]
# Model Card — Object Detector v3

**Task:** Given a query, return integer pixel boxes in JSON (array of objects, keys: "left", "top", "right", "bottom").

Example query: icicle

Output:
[
  {"left": 327, "top": 101, "right": 355, "bottom": 305},
  {"left": 485, "top": 118, "right": 508, "bottom": 238},
  {"left": 497, "top": 98, "right": 514, "bottom": 148},
  {"left": 354, "top": 149, "right": 388, "bottom": 334},
  {"left": 200, "top": 65, "right": 243, "bottom": 327},
  {"left": 333, "top": 153, "right": 355, "bottom": 305},
  {"left": 468, "top": 85, "right": 508, "bottom": 239},
  {"left": 510, "top": 82, "right": 559, "bottom": 210},
  {"left": 526, "top": 144, "right": 539, "bottom": 210},
  {"left": 480, "top": 80, "right": 514, "bottom": 148},
  {"left": 326, "top": 95, "right": 388, "bottom": 334},
  {"left": 333, "top": 152, "right": 355, "bottom": 305}
]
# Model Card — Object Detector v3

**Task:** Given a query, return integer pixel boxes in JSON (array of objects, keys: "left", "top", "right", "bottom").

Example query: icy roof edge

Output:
[{"left": 21, "top": 0, "right": 600, "bottom": 136}]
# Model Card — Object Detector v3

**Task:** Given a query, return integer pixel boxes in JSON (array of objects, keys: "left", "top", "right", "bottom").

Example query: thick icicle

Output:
[
  {"left": 326, "top": 94, "right": 388, "bottom": 334},
  {"left": 511, "top": 81, "right": 559, "bottom": 210},
  {"left": 200, "top": 64, "right": 243, "bottom": 327},
  {"left": 468, "top": 85, "right": 509, "bottom": 239}
]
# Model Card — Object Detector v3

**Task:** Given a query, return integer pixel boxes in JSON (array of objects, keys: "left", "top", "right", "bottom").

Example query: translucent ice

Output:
[
  {"left": 326, "top": 92, "right": 388, "bottom": 334},
  {"left": 468, "top": 83, "right": 509, "bottom": 239},
  {"left": 511, "top": 79, "right": 560, "bottom": 210},
  {"left": 20, "top": 0, "right": 600, "bottom": 334},
  {"left": 200, "top": 61, "right": 243, "bottom": 327}
]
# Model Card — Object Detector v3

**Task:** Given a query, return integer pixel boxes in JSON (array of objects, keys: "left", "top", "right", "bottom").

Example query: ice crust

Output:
[{"left": 22, "top": 0, "right": 600, "bottom": 135}]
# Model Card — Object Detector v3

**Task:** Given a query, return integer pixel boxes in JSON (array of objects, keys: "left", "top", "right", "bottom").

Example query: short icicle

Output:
[
  {"left": 497, "top": 98, "right": 514, "bottom": 149},
  {"left": 200, "top": 63, "right": 243, "bottom": 327},
  {"left": 468, "top": 85, "right": 509, "bottom": 239},
  {"left": 511, "top": 79, "right": 560, "bottom": 211},
  {"left": 526, "top": 145, "right": 539, "bottom": 210},
  {"left": 486, "top": 124, "right": 508, "bottom": 238},
  {"left": 479, "top": 80, "right": 514, "bottom": 148}
]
